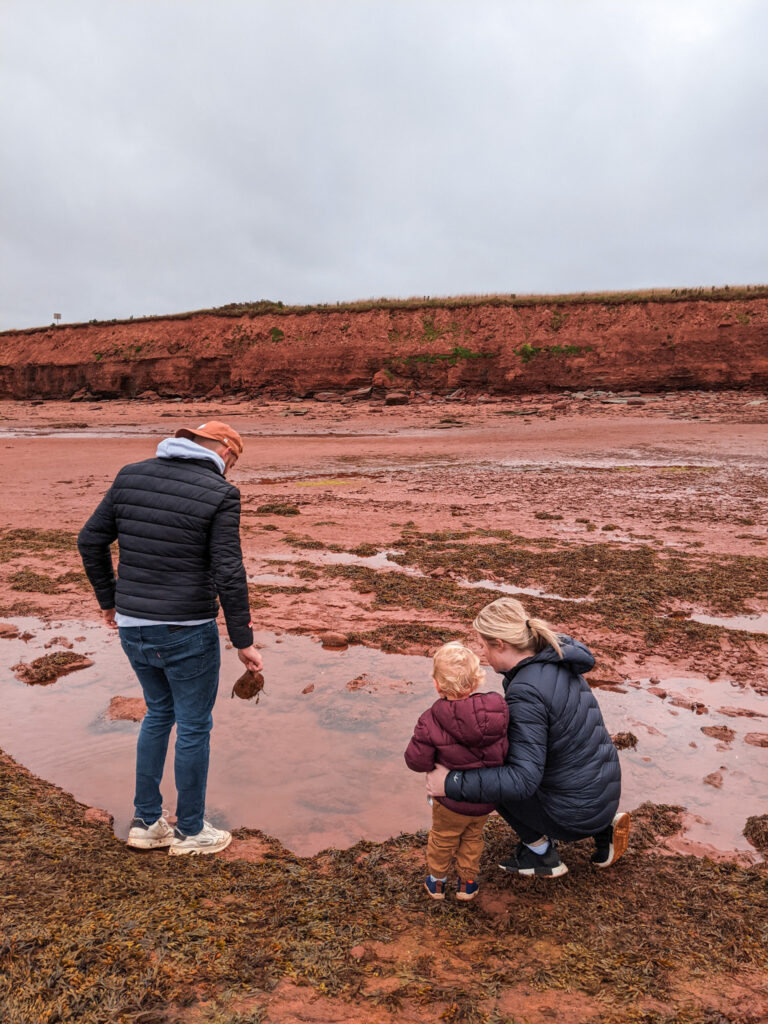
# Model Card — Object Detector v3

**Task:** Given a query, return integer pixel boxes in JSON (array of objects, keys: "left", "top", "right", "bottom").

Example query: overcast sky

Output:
[{"left": 1, "top": 0, "right": 766, "bottom": 330}]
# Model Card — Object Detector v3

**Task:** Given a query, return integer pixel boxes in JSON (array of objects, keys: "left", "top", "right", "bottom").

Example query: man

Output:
[{"left": 78, "top": 421, "right": 262, "bottom": 856}]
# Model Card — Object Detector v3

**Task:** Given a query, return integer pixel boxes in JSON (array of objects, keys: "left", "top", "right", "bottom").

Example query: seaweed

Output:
[{"left": 1, "top": 756, "right": 766, "bottom": 1024}]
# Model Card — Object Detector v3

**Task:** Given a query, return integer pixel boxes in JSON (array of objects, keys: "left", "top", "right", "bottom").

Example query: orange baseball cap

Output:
[{"left": 175, "top": 421, "right": 244, "bottom": 457}]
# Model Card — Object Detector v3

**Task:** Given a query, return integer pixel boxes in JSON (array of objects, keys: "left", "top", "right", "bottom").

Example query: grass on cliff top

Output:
[
  {"left": 2, "top": 750, "right": 767, "bottom": 1024},
  {"left": 5, "top": 283, "right": 767, "bottom": 334}
]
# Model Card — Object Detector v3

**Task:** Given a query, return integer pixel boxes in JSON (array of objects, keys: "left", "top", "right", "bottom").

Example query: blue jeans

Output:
[{"left": 119, "top": 621, "right": 221, "bottom": 836}]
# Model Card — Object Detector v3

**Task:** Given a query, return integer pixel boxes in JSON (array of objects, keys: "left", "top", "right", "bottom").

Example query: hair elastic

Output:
[{"left": 525, "top": 619, "right": 531, "bottom": 629}]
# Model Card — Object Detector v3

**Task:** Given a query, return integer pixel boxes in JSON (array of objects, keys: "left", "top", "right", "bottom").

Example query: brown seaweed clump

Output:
[
  {"left": 744, "top": 814, "right": 768, "bottom": 854},
  {"left": 12, "top": 651, "right": 94, "bottom": 685},
  {"left": 2, "top": 757, "right": 767, "bottom": 1024},
  {"left": 612, "top": 731, "right": 639, "bottom": 750}
]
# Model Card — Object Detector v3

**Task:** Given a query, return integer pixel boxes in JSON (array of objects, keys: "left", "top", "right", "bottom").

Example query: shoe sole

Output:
[
  {"left": 126, "top": 835, "right": 174, "bottom": 850},
  {"left": 456, "top": 891, "right": 478, "bottom": 901},
  {"left": 594, "top": 811, "right": 631, "bottom": 868},
  {"left": 168, "top": 833, "right": 233, "bottom": 856},
  {"left": 424, "top": 883, "right": 445, "bottom": 900},
  {"left": 498, "top": 861, "right": 569, "bottom": 878}
]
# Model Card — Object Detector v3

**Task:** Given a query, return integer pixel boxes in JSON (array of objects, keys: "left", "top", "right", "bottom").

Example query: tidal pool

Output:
[{"left": 1, "top": 618, "right": 766, "bottom": 858}]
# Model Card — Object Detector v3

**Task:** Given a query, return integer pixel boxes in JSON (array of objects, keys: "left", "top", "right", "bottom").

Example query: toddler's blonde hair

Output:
[
  {"left": 472, "top": 597, "right": 563, "bottom": 658},
  {"left": 433, "top": 641, "right": 485, "bottom": 699}
]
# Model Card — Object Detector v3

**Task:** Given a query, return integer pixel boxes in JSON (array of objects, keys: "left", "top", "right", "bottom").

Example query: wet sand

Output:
[{"left": 1, "top": 393, "right": 767, "bottom": 860}]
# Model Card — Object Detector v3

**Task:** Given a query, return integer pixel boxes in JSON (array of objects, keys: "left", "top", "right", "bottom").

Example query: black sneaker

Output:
[
  {"left": 591, "top": 811, "right": 631, "bottom": 868},
  {"left": 499, "top": 841, "right": 568, "bottom": 878}
]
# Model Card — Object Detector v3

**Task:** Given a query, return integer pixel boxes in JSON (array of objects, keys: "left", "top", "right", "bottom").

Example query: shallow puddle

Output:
[
  {"left": 1, "top": 619, "right": 766, "bottom": 858},
  {"left": 690, "top": 611, "right": 768, "bottom": 635}
]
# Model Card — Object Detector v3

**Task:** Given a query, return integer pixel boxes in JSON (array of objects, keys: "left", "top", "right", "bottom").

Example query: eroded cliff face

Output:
[{"left": 1, "top": 297, "right": 767, "bottom": 399}]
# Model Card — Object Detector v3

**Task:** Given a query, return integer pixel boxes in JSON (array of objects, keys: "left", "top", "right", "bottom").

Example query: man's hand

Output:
[
  {"left": 238, "top": 646, "right": 263, "bottom": 673},
  {"left": 101, "top": 608, "right": 118, "bottom": 630},
  {"left": 426, "top": 764, "right": 450, "bottom": 798}
]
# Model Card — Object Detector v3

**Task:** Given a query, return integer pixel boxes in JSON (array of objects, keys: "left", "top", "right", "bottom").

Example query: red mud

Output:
[{"left": 1, "top": 295, "right": 768, "bottom": 399}]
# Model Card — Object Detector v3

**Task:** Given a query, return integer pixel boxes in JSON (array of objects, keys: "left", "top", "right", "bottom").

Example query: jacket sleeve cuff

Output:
[
  {"left": 444, "top": 770, "right": 464, "bottom": 801},
  {"left": 231, "top": 625, "right": 254, "bottom": 650}
]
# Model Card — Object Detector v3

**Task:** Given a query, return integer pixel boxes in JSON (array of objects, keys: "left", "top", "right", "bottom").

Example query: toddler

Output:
[{"left": 404, "top": 641, "right": 509, "bottom": 900}]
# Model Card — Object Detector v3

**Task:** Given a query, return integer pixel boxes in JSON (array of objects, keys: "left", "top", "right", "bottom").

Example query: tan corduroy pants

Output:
[{"left": 427, "top": 802, "right": 489, "bottom": 879}]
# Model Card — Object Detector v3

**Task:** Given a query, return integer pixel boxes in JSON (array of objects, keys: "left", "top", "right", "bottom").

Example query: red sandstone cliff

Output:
[{"left": 1, "top": 296, "right": 767, "bottom": 399}]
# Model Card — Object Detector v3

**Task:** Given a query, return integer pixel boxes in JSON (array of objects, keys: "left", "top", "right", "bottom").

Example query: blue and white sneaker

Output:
[
  {"left": 456, "top": 878, "right": 479, "bottom": 901},
  {"left": 424, "top": 875, "right": 447, "bottom": 900}
]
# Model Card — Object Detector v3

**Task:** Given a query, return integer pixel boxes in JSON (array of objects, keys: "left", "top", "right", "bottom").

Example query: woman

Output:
[{"left": 426, "top": 597, "right": 630, "bottom": 877}]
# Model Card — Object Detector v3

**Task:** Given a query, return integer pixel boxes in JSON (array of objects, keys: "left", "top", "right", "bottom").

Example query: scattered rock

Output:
[
  {"left": 349, "top": 945, "right": 368, "bottom": 960},
  {"left": 69, "top": 387, "right": 92, "bottom": 402},
  {"left": 44, "top": 636, "right": 73, "bottom": 650},
  {"left": 384, "top": 391, "right": 409, "bottom": 406},
  {"left": 346, "top": 387, "right": 372, "bottom": 400},
  {"left": 347, "top": 674, "right": 371, "bottom": 691},
  {"left": 700, "top": 725, "right": 736, "bottom": 743},
  {"left": 744, "top": 732, "right": 768, "bottom": 748},
  {"left": 319, "top": 631, "right": 349, "bottom": 650},
  {"left": 84, "top": 806, "right": 114, "bottom": 827},
  {"left": 314, "top": 391, "right": 341, "bottom": 402},
  {"left": 136, "top": 390, "right": 160, "bottom": 401},
  {"left": 611, "top": 732, "right": 638, "bottom": 750},
  {"left": 206, "top": 384, "right": 225, "bottom": 398},
  {"left": 668, "top": 696, "right": 708, "bottom": 714},
  {"left": 107, "top": 696, "right": 147, "bottom": 722},
  {"left": 704, "top": 771, "right": 724, "bottom": 789},
  {"left": 301, "top": 683, "right": 315, "bottom": 695},
  {"left": 647, "top": 687, "right": 668, "bottom": 699},
  {"left": 232, "top": 670, "right": 265, "bottom": 702},
  {"left": 718, "top": 706, "right": 767, "bottom": 719},
  {"left": 0, "top": 622, "right": 20, "bottom": 639}
]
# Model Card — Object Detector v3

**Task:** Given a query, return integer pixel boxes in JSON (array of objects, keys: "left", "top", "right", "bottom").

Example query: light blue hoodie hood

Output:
[{"left": 156, "top": 436, "right": 225, "bottom": 474}]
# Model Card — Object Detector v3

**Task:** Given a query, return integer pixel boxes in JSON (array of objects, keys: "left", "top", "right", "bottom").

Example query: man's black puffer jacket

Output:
[
  {"left": 444, "top": 638, "right": 620, "bottom": 835},
  {"left": 77, "top": 456, "right": 253, "bottom": 649}
]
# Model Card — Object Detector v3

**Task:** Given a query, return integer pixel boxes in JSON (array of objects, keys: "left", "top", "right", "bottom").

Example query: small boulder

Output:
[
  {"left": 385, "top": 391, "right": 409, "bottom": 406},
  {"left": 301, "top": 683, "right": 315, "bottom": 694},
  {"left": 744, "top": 732, "right": 768, "bottom": 748},
  {"left": 314, "top": 391, "right": 341, "bottom": 402},
  {"left": 346, "top": 387, "right": 373, "bottom": 400},
  {"left": 107, "top": 696, "right": 147, "bottom": 721},
  {"left": 319, "top": 631, "right": 349, "bottom": 650},
  {"left": 0, "top": 622, "right": 20, "bottom": 639},
  {"left": 700, "top": 725, "right": 736, "bottom": 743},
  {"left": 704, "top": 771, "right": 724, "bottom": 789}
]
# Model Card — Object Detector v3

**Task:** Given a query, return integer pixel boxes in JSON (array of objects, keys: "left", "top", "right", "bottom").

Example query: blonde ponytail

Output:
[{"left": 472, "top": 597, "right": 563, "bottom": 658}]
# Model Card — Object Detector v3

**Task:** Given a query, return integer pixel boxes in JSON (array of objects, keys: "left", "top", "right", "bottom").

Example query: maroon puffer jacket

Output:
[{"left": 404, "top": 692, "right": 509, "bottom": 815}]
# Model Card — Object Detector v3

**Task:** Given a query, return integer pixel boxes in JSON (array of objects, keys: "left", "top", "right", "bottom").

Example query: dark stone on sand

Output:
[
  {"left": 0, "top": 622, "right": 20, "bottom": 639},
  {"left": 611, "top": 732, "right": 638, "bottom": 750},
  {"left": 700, "top": 725, "right": 736, "bottom": 743},
  {"left": 384, "top": 391, "right": 409, "bottom": 406},
  {"left": 744, "top": 732, "right": 768, "bottom": 748}
]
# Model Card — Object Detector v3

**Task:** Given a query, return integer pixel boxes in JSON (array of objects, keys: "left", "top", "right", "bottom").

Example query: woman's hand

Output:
[{"left": 426, "top": 764, "right": 450, "bottom": 797}]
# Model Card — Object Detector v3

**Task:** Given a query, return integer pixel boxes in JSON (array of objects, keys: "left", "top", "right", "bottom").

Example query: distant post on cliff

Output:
[{"left": 53, "top": 313, "right": 62, "bottom": 325}]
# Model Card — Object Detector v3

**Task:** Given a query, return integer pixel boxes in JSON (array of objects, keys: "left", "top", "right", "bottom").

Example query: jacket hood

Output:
[
  {"left": 505, "top": 635, "right": 595, "bottom": 683},
  {"left": 430, "top": 691, "right": 507, "bottom": 748},
  {"left": 156, "top": 437, "right": 225, "bottom": 474}
]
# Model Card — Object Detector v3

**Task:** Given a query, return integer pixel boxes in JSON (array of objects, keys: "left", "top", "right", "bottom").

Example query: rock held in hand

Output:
[{"left": 232, "top": 669, "right": 265, "bottom": 702}]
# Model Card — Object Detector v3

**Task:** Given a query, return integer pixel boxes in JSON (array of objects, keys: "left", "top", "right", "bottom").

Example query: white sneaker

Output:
[
  {"left": 168, "top": 820, "right": 232, "bottom": 856},
  {"left": 126, "top": 815, "right": 175, "bottom": 850}
]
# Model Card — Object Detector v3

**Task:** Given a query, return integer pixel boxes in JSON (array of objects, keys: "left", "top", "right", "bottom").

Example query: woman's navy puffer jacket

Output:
[{"left": 443, "top": 638, "right": 620, "bottom": 835}]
